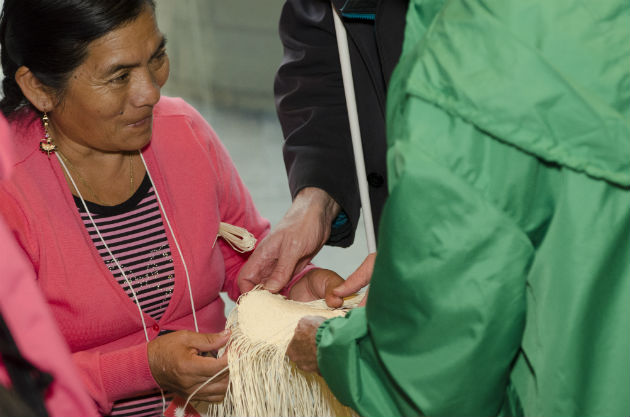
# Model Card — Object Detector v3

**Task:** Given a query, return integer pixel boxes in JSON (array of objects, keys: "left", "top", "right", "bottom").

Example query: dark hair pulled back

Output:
[{"left": 0, "top": 0, "right": 156, "bottom": 117}]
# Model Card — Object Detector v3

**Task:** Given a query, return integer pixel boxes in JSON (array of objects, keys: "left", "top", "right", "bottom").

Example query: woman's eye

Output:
[
  {"left": 111, "top": 73, "right": 130, "bottom": 84},
  {"left": 151, "top": 51, "right": 167, "bottom": 66}
]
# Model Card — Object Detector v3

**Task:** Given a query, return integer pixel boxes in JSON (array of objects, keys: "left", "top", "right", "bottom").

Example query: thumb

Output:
[
  {"left": 332, "top": 272, "right": 369, "bottom": 297},
  {"left": 332, "top": 253, "right": 375, "bottom": 297},
  {"left": 262, "top": 259, "right": 300, "bottom": 293},
  {"left": 238, "top": 269, "right": 257, "bottom": 293},
  {"left": 193, "top": 330, "right": 231, "bottom": 352},
  {"left": 238, "top": 253, "right": 267, "bottom": 293},
  {"left": 330, "top": 279, "right": 351, "bottom": 298},
  {"left": 262, "top": 278, "right": 284, "bottom": 293}
]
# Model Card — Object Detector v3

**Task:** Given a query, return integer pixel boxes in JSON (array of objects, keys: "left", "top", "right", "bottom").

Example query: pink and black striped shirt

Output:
[{"left": 75, "top": 174, "right": 173, "bottom": 417}]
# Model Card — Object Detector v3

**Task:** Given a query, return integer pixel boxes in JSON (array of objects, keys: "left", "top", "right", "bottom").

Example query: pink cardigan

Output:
[
  {"left": 0, "top": 115, "right": 98, "bottom": 416},
  {"left": 0, "top": 97, "right": 306, "bottom": 413},
  {"left": 0, "top": 219, "right": 99, "bottom": 417}
]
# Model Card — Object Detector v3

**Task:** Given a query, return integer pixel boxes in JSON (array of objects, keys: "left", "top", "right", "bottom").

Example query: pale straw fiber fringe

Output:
[
  {"left": 215, "top": 222, "right": 257, "bottom": 253},
  {"left": 176, "top": 288, "right": 363, "bottom": 417}
]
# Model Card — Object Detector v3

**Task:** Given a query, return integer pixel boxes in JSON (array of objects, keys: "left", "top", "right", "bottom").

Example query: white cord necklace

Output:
[
  {"left": 56, "top": 149, "right": 258, "bottom": 413},
  {"left": 56, "top": 151, "right": 199, "bottom": 335},
  {"left": 56, "top": 150, "right": 199, "bottom": 413},
  {"left": 139, "top": 152, "right": 199, "bottom": 332}
]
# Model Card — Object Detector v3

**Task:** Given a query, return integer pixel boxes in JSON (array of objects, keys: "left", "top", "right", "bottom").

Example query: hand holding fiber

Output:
[
  {"left": 147, "top": 330, "right": 230, "bottom": 402},
  {"left": 286, "top": 315, "right": 327, "bottom": 374},
  {"left": 237, "top": 187, "right": 340, "bottom": 293}
]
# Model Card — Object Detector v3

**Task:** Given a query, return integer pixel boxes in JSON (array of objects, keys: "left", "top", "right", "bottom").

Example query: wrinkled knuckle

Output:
[{"left": 273, "top": 264, "right": 290, "bottom": 276}]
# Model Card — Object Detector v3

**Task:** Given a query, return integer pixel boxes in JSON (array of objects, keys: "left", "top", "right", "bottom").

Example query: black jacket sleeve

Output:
[
  {"left": 274, "top": 0, "right": 406, "bottom": 247},
  {"left": 275, "top": 0, "right": 359, "bottom": 247}
]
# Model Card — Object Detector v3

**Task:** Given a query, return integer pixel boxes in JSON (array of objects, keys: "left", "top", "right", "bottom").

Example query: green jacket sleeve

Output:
[
  {"left": 317, "top": 116, "right": 535, "bottom": 416},
  {"left": 317, "top": 309, "right": 410, "bottom": 417},
  {"left": 316, "top": 0, "right": 629, "bottom": 415}
]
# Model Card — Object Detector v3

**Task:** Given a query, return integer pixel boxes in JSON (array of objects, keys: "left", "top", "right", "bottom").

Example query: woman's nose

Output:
[{"left": 130, "top": 69, "right": 161, "bottom": 107}]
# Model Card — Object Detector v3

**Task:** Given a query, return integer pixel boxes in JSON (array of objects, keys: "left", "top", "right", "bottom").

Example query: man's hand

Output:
[
  {"left": 286, "top": 316, "right": 326, "bottom": 374},
  {"left": 326, "top": 252, "right": 375, "bottom": 308},
  {"left": 238, "top": 188, "right": 340, "bottom": 293},
  {"left": 147, "top": 330, "right": 230, "bottom": 402}
]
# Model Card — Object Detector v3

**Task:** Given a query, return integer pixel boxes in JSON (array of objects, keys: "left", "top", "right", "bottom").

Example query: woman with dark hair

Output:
[{"left": 0, "top": 1, "right": 342, "bottom": 415}]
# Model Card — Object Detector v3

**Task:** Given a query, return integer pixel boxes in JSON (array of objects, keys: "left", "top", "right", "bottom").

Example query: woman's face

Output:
[{"left": 48, "top": 7, "right": 169, "bottom": 153}]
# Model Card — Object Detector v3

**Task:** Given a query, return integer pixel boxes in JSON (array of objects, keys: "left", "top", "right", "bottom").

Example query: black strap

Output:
[{"left": 0, "top": 311, "right": 51, "bottom": 417}]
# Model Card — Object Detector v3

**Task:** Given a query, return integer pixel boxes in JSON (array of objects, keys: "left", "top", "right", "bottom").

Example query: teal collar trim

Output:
[
  {"left": 340, "top": 0, "right": 378, "bottom": 19},
  {"left": 341, "top": 12, "right": 376, "bottom": 20}
]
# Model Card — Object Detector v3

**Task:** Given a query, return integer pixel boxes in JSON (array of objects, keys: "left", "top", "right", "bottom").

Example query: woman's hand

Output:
[
  {"left": 147, "top": 330, "right": 230, "bottom": 402},
  {"left": 288, "top": 268, "right": 345, "bottom": 304},
  {"left": 286, "top": 316, "right": 326, "bottom": 374}
]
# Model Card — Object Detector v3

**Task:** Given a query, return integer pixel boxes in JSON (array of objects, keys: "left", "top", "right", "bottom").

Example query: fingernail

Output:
[{"left": 263, "top": 283, "right": 280, "bottom": 292}]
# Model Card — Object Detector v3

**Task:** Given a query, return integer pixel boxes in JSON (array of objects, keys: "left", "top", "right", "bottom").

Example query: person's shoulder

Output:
[
  {"left": 153, "top": 96, "right": 214, "bottom": 136},
  {"left": 154, "top": 96, "right": 203, "bottom": 122},
  {"left": 1, "top": 109, "right": 41, "bottom": 174},
  {"left": 152, "top": 96, "right": 220, "bottom": 149}
]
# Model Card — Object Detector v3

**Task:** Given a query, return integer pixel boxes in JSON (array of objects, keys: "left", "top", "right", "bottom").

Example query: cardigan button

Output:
[{"left": 152, "top": 323, "right": 160, "bottom": 332}]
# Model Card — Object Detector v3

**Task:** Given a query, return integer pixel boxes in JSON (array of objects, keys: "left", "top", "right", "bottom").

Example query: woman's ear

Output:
[{"left": 14, "top": 66, "right": 55, "bottom": 112}]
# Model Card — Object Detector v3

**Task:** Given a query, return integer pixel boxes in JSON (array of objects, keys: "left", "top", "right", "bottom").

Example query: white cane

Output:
[{"left": 331, "top": 4, "right": 377, "bottom": 254}]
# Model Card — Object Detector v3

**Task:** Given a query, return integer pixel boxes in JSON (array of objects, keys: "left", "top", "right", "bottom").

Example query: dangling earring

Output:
[{"left": 39, "top": 112, "right": 57, "bottom": 155}]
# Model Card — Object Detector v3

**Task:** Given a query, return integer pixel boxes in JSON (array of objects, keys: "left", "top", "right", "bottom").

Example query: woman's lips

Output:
[{"left": 128, "top": 115, "right": 151, "bottom": 127}]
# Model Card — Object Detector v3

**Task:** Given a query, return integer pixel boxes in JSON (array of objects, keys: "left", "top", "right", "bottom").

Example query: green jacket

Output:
[{"left": 316, "top": 0, "right": 630, "bottom": 416}]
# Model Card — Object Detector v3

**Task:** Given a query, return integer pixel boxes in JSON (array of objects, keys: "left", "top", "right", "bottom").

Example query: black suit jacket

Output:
[{"left": 275, "top": 0, "right": 408, "bottom": 247}]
